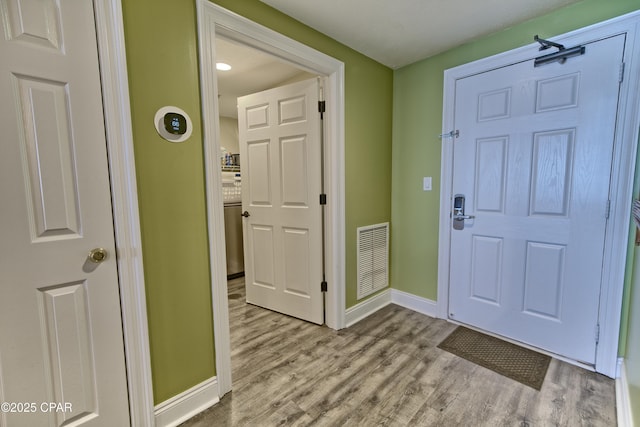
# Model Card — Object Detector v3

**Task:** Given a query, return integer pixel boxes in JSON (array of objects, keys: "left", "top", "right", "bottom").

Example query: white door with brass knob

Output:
[{"left": 0, "top": 1, "right": 130, "bottom": 426}]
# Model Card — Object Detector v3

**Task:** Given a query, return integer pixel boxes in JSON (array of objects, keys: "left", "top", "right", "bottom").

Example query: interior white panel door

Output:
[
  {"left": 448, "top": 35, "right": 625, "bottom": 364},
  {"left": 0, "top": 1, "right": 130, "bottom": 425},
  {"left": 238, "top": 78, "right": 324, "bottom": 324}
]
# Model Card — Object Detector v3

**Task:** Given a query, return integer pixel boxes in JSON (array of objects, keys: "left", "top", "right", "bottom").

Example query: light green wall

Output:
[
  {"left": 219, "top": 116, "right": 239, "bottom": 155},
  {"left": 622, "top": 134, "right": 640, "bottom": 421},
  {"left": 122, "top": 0, "right": 392, "bottom": 403},
  {"left": 627, "top": 256, "right": 640, "bottom": 420},
  {"left": 626, "top": 217, "right": 640, "bottom": 421},
  {"left": 391, "top": 0, "right": 640, "bottom": 300},
  {"left": 122, "top": 0, "right": 215, "bottom": 404}
]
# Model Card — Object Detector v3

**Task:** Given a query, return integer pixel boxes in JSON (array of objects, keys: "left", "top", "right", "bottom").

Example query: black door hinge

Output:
[
  {"left": 318, "top": 101, "right": 326, "bottom": 119},
  {"left": 320, "top": 194, "right": 327, "bottom": 205},
  {"left": 321, "top": 281, "right": 328, "bottom": 292}
]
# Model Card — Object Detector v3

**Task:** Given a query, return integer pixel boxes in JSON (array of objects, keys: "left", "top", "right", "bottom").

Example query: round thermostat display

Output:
[{"left": 154, "top": 106, "right": 193, "bottom": 142}]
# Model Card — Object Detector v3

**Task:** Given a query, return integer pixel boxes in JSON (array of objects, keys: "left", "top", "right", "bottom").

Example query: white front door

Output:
[
  {"left": 238, "top": 78, "right": 324, "bottom": 324},
  {"left": 448, "top": 35, "right": 624, "bottom": 364},
  {"left": 0, "top": 1, "right": 130, "bottom": 425}
]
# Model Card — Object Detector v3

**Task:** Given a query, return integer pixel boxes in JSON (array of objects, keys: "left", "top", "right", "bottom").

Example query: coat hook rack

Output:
[{"left": 438, "top": 130, "right": 459, "bottom": 140}]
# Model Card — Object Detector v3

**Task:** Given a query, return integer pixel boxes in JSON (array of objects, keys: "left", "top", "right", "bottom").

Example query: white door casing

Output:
[
  {"left": 448, "top": 35, "right": 624, "bottom": 365},
  {"left": 238, "top": 78, "right": 324, "bottom": 325},
  {"left": 0, "top": 0, "right": 132, "bottom": 425}
]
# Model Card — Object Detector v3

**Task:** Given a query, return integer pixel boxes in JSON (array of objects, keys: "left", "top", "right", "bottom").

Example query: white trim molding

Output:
[
  {"left": 196, "top": 1, "right": 346, "bottom": 397},
  {"left": 345, "top": 289, "right": 392, "bottom": 327},
  {"left": 391, "top": 289, "right": 438, "bottom": 318},
  {"left": 616, "top": 358, "right": 635, "bottom": 427},
  {"left": 438, "top": 10, "right": 640, "bottom": 378},
  {"left": 345, "top": 289, "right": 438, "bottom": 327},
  {"left": 94, "top": 0, "right": 154, "bottom": 425},
  {"left": 154, "top": 377, "right": 219, "bottom": 427},
  {"left": 196, "top": 0, "right": 233, "bottom": 399}
]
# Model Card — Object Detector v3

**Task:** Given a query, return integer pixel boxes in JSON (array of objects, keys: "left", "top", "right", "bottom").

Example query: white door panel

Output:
[
  {"left": 238, "top": 78, "right": 323, "bottom": 324},
  {"left": 449, "top": 35, "right": 624, "bottom": 364},
  {"left": 0, "top": 1, "right": 130, "bottom": 425}
]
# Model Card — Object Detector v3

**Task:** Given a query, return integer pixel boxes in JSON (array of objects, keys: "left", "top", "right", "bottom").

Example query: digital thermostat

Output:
[{"left": 154, "top": 106, "right": 193, "bottom": 143}]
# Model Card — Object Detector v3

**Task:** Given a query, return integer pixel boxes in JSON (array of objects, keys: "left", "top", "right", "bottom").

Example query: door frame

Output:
[
  {"left": 437, "top": 10, "right": 640, "bottom": 378},
  {"left": 93, "top": 0, "right": 154, "bottom": 425},
  {"left": 196, "top": 2, "right": 346, "bottom": 396}
]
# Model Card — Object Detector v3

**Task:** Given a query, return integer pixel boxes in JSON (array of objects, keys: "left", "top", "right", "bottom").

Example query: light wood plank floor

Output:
[{"left": 181, "top": 278, "right": 616, "bottom": 426}]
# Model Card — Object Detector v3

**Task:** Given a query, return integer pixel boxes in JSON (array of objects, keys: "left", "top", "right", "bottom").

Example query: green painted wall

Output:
[
  {"left": 627, "top": 264, "right": 640, "bottom": 420},
  {"left": 391, "top": 0, "right": 640, "bottom": 301},
  {"left": 121, "top": 1, "right": 215, "bottom": 404},
  {"left": 625, "top": 143, "right": 640, "bottom": 422},
  {"left": 122, "top": 0, "right": 392, "bottom": 403}
]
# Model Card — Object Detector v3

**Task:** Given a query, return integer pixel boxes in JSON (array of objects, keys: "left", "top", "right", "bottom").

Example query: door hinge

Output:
[
  {"left": 318, "top": 100, "right": 326, "bottom": 119},
  {"left": 595, "top": 323, "right": 600, "bottom": 344},
  {"left": 605, "top": 199, "right": 611, "bottom": 219},
  {"left": 619, "top": 62, "right": 626, "bottom": 83},
  {"left": 321, "top": 281, "right": 328, "bottom": 292},
  {"left": 319, "top": 194, "right": 327, "bottom": 205}
]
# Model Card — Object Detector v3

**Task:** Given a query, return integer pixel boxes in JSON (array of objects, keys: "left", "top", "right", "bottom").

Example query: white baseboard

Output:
[
  {"left": 154, "top": 377, "right": 219, "bottom": 427},
  {"left": 390, "top": 289, "right": 437, "bottom": 318},
  {"left": 345, "top": 289, "right": 392, "bottom": 327},
  {"left": 616, "top": 358, "right": 635, "bottom": 427},
  {"left": 345, "top": 288, "right": 438, "bottom": 328}
]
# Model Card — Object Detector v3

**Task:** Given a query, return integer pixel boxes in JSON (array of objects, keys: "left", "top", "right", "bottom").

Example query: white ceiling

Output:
[
  {"left": 260, "top": 0, "right": 582, "bottom": 69},
  {"left": 215, "top": 38, "right": 314, "bottom": 118},
  {"left": 215, "top": 0, "right": 583, "bottom": 118}
]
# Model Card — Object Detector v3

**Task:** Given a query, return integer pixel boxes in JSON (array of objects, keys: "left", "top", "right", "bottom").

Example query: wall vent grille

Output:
[{"left": 357, "top": 222, "right": 389, "bottom": 300}]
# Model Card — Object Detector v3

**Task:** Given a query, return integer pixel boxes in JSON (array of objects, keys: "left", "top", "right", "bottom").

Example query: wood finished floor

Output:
[{"left": 181, "top": 278, "right": 616, "bottom": 426}]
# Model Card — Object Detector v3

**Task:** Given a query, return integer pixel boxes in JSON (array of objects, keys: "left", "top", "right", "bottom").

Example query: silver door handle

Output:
[{"left": 453, "top": 214, "right": 475, "bottom": 220}]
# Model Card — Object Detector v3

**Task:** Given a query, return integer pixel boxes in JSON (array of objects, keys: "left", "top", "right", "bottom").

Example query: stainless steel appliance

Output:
[
  {"left": 224, "top": 202, "right": 244, "bottom": 278},
  {"left": 222, "top": 171, "right": 244, "bottom": 278}
]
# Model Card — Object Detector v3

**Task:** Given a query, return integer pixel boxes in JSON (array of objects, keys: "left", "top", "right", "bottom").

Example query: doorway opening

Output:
[
  {"left": 216, "top": 34, "right": 325, "bottom": 358},
  {"left": 197, "top": 1, "right": 346, "bottom": 397},
  {"left": 216, "top": 36, "right": 318, "bottom": 284}
]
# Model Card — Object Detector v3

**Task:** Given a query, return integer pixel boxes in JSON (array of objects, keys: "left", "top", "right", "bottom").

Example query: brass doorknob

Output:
[{"left": 88, "top": 247, "right": 108, "bottom": 263}]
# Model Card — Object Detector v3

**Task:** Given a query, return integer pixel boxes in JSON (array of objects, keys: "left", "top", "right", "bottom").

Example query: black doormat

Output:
[{"left": 437, "top": 326, "right": 551, "bottom": 390}]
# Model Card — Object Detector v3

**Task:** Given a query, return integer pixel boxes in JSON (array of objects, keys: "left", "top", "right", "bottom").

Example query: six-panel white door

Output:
[
  {"left": 238, "top": 78, "right": 324, "bottom": 324},
  {"left": 449, "top": 35, "right": 625, "bottom": 364},
  {"left": 0, "top": 0, "right": 130, "bottom": 425}
]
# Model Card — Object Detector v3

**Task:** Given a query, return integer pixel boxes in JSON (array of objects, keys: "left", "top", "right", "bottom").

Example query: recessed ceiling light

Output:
[{"left": 216, "top": 62, "right": 232, "bottom": 71}]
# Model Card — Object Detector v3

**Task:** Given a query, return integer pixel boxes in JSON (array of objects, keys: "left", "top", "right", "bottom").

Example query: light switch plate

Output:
[{"left": 423, "top": 177, "right": 432, "bottom": 191}]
